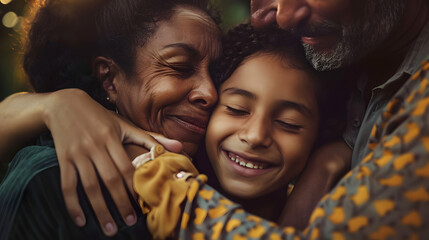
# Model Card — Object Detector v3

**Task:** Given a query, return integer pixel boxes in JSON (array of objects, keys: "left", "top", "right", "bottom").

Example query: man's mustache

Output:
[
  {"left": 292, "top": 21, "right": 342, "bottom": 37},
  {"left": 255, "top": 24, "right": 297, "bottom": 41}
]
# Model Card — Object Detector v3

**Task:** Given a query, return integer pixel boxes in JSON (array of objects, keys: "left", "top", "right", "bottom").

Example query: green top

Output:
[{"left": 0, "top": 136, "right": 151, "bottom": 239}]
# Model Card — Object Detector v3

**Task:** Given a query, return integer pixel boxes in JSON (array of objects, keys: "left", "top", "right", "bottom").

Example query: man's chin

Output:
[{"left": 303, "top": 42, "right": 352, "bottom": 71}]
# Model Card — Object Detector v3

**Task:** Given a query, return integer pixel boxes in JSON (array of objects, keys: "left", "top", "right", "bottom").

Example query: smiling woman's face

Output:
[{"left": 112, "top": 7, "right": 221, "bottom": 156}]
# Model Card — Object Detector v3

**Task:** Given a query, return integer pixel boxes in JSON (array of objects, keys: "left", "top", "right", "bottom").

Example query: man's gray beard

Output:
[{"left": 304, "top": 0, "right": 407, "bottom": 71}]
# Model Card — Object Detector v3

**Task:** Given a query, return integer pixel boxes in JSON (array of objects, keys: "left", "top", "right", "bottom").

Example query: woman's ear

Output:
[{"left": 93, "top": 56, "right": 121, "bottom": 103}]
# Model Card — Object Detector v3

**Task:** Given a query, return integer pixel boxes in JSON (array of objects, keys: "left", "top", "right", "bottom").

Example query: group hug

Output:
[{"left": 0, "top": 0, "right": 428, "bottom": 239}]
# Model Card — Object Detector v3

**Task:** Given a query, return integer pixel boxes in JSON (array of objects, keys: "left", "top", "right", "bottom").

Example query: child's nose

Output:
[{"left": 238, "top": 116, "right": 272, "bottom": 149}]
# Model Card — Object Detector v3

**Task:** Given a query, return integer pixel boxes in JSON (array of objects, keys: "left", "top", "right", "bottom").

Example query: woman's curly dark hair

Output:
[{"left": 23, "top": 0, "right": 220, "bottom": 109}]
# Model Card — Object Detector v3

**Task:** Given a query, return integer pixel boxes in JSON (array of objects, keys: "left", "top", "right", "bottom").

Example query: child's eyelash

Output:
[
  {"left": 225, "top": 106, "right": 248, "bottom": 115},
  {"left": 275, "top": 120, "right": 302, "bottom": 131}
]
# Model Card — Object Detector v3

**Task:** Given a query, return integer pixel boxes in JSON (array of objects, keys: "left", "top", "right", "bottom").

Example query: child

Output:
[
  {"left": 204, "top": 23, "right": 323, "bottom": 221},
  {"left": 134, "top": 23, "right": 350, "bottom": 238}
]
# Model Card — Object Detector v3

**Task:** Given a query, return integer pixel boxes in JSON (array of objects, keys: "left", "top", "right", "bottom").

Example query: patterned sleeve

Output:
[{"left": 177, "top": 59, "right": 429, "bottom": 239}]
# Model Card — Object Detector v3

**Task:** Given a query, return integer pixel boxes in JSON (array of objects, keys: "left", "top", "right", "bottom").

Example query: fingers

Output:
[
  {"left": 107, "top": 137, "right": 138, "bottom": 202},
  {"left": 74, "top": 157, "right": 117, "bottom": 236},
  {"left": 120, "top": 118, "right": 183, "bottom": 153},
  {"left": 93, "top": 142, "right": 137, "bottom": 226},
  {"left": 152, "top": 135, "right": 183, "bottom": 153},
  {"left": 60, "top": 160, "right": 86, "bottom": 227}
]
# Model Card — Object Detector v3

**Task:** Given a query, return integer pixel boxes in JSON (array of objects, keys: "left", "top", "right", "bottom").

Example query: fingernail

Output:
[
  {"left": 74, "top": 216, "right": 85, "bottom": 226},
  {"left": 125, "top": 214, "right": 136, "bottom": 225},
  {"left": 104, "top": 222, "right": 116, "bottom": 234}
]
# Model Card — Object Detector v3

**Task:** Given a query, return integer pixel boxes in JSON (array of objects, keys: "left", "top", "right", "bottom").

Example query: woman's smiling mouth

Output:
[{"left": 169, "top": 115, "right": 208, "bottom": 135}]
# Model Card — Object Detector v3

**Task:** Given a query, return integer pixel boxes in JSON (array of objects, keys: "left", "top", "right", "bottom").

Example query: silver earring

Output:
[{"left": 106, "top": 96, "right": 110, "bottom": 101}]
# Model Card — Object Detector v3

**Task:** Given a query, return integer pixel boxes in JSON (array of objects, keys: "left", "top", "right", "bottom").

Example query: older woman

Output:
[{"left": 0, "top": 0, "right": 221, "bottom": 238}]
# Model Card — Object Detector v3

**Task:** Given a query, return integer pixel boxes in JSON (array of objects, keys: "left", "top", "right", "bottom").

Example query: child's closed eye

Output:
[
  {"left": 275, "top": 120, "right": 302, "bottom": 132},
  {"left": 225, "top": 105, "right": 249, "bottom": 116}
]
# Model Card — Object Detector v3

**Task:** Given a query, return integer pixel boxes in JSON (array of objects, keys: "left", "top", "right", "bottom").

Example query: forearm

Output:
[
  {"left": 279, "top": 141, "right": 351, "bottom": 229},
  {"left": 0, "top": 92, "right": 50, "bottom": 160}
]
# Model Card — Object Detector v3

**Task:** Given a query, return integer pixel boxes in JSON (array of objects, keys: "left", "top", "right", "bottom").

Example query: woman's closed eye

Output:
[
  {"left": 154, "top": 54, "right": 197, "bottom": 78},
  {"left": 275, "top": 120, "right": 302, "bottom": 132},
  {"left": 225, "top": 105, "right": 249, "bottom": 116},
  {"left": 166, "top": 62, "right": 196, "bottom": 78}
]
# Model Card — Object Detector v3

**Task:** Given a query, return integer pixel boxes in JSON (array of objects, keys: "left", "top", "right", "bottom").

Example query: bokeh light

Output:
[
  {"left": 2, "top": 11, "right": 19, "bottom": 28},
  {"left": 0, "top": 0, "right": 13, "bottom": 5}
]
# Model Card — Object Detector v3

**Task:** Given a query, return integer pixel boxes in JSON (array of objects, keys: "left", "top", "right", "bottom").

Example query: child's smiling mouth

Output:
[
  {"left": 227, "top": 151, "right": 268, "bottom": 169},
  {"left": 221, "top": 149, "right": 276, "bottom": 178}
]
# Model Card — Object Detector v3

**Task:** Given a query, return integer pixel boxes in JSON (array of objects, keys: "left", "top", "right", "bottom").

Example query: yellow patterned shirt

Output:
[{"left": 177, "top": 58, "right": 429, "bottom": 239}]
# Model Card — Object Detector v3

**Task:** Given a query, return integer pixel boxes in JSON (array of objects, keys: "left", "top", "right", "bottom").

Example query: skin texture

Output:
[
  {"left": 103, "top": 9, "right": 221, "bottom": 157},
  {"left": 206, "top": 53, "right": 319, "bottom": 219}
]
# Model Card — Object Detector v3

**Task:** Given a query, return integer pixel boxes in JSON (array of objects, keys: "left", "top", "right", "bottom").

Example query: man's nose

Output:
[
  {"left": 251, "top": 0, "right": 310, "bottom": 30},
  {"left": 276, "top": 0, "right": 311, "bottom": 30},
  {"left": 251, "top": 0, "right": 277, "bottom": 29}
]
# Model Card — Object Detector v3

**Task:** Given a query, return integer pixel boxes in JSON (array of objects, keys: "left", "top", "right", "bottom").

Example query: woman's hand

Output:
[
  {"left": 42, "top": 89, "right": 182, "bottom": 236},
  {"left": 278, "top": 141, "right": 351, "bottom": 229}
]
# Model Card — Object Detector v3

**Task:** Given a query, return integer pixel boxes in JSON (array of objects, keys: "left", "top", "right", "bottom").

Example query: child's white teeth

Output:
[{"left": 227, "top": 152, "right": 266, "bottom": 169}]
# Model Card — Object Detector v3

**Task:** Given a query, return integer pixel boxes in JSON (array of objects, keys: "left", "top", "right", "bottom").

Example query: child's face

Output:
[{"left": 206, "top": 53, "right": 319, "bottom": 199}]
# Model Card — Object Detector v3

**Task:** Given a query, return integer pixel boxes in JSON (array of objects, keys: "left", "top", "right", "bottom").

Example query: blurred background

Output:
[
  {"left": 0, "top": 0, "right": 27, "bottom": 100},
  {"left": 0, "top": 0, "right": 250, "bottom": 177},
  {"left": 0, "top": 0, "right": 250, "bottom": 101}
]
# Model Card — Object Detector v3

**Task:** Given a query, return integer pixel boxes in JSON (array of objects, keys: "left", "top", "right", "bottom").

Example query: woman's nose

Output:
[
  {"left": 188, "top": 74, "right": 218, "bottom": 110},
  {"left": 251, "top": 0, "right": 310, "bottom": 30}
]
